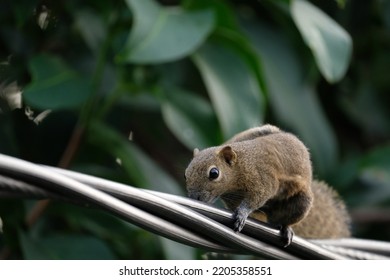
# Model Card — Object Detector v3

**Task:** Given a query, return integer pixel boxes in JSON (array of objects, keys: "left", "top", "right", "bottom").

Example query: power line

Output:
[{"left": 0, "top": 153, "right": 389, "bottom": 259}]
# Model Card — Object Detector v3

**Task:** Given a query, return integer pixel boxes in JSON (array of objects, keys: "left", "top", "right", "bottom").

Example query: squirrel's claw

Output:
[
  {"left": 280, "top": 225, "right": 294, "bottom": 247},
  {"left": 233, "top": 217, "right": 245, "bottom": 232},
  {"left": 233, "top": 208, "right": 249, "bottom": 232}
]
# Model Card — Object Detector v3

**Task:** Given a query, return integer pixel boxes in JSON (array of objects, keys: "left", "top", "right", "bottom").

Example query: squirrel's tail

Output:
[{"left": 292, "top": 180, "right": 351, "bottom": 239}]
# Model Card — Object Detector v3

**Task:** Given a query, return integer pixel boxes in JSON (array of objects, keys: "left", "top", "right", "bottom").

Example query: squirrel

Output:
[{"left": 184, "top": 124, "right": 351, "bottom": 246}]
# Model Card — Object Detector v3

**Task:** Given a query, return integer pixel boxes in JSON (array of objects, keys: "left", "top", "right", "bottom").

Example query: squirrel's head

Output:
[{"left": 184, "top": 145, "right": 238, "bottom": 204}]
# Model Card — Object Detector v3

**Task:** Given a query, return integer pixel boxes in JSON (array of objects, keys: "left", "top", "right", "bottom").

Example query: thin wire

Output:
[
  {"left": 2, "top": 153, "right": 390, "bottom": 259},
  {"left": 0, "top": 153, "right": 296, "bottom": 259},
  {"left": 46, "top": 166, "right": 350, "bottom": 259},
  {"left": 313, "top": 238, "right": 390, "bottom": 257},
  {"left": 0, "top": 155, "right": 232, "bottom": 255},
  {"left": 318, "top": 245, "right": 388, "bottom": 260},
  {"left": 0, "top": 175, "right": 65, "bottom": 200}
]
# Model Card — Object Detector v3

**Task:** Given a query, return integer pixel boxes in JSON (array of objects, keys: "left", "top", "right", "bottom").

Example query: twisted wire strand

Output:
[
  {"left": 0, "top": 153, "right": 295, "bottom": 259},
  {"left": 1, "top": 153, "right": 389, "bottom": 259},
  {"left": 45, "top": 166, "right": 350, "bottom": 259},
  {"left": 0, "top": 156, "right": 234, "bottom": 256},
  {"left": 317, "top": 244, "right": 388, "bottom": 260},
  {"left": 312, "top": 238, "right": 390, "bottom": 257}
]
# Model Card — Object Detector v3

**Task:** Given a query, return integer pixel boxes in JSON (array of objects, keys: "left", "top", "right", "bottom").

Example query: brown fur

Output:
[
  {"left": 185, "top": 124, "right": 351, "bottom": 240},
  {"left": 250, "top": 180, "right": 351, "bottom": 238},
  {"left": 292, "top": 181, "right": 350, "bottom": 238}
]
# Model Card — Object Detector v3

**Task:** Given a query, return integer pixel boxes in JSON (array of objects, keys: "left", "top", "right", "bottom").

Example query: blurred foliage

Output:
[{"left": 0, "top": 0, "right": 389, "bottom": 259}]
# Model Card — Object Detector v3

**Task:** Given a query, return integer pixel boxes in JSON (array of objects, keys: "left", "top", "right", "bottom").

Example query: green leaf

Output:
[
  {"left": 193, "top": 42, "right": 264, "bottom": 139},
  {"left": 291, "top": 0, "right": 352, "bottom": 83},
  {"left": 23, "top": 54, "right": 90, "bottom": 110},
  {"left": 88, "top": 121, "right": 183, "bottom": 195},
  {"left": 245, "top": 23, "right": 338, "bottom": 176},
  {"left": 183, "top": 0, "right": 239, "bottom": 30},
  {"left": 20, "top": 231, "right": 52, "bottom": 259},
  {"left": 161, "top": 88, "right": 221, "bottom": 149},
  {"left": 74, "top": 10, "right": 106, "bottom": 53},
  {"left": 119, "top": 0, "right": 214, "bottom": 64},
  {"left": 214, "top": 29, "right": 267, "bottom": 94},
  {"left": 186, "top": 0, "right": 268, "bottom": 105}
]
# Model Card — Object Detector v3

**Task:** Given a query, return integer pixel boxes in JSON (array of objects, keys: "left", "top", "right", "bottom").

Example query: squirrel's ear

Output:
[
  {"left": 219, "top": 146, "right": 237, "bottom": 165},
  {"left": 193, "top": 148, "right": 200, "bottom": 157}
]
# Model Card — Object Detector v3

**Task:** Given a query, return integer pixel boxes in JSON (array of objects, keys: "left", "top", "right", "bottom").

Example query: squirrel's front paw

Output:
[
  {"left": 280, "top": 225, "right": 294, "bottom": 247},
  {"left": 233, "top": 208, "right": 249, "bottom": 232}
]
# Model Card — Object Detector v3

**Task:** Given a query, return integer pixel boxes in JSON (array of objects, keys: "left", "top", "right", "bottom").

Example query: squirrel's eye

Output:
[{"left": 208, "top": 167, "right": 220, "bottom": 180}]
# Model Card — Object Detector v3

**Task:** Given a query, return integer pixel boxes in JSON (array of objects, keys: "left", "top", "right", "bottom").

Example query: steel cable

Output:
[
  {"left": 1, "top": 153, "right": 389, "bottom": 259},
  {"left": 312, "top": 238, "right": 390, "bottom": 257},
  {"left": 47, "top": 167, "right": 351, "bottom": 259},
  {"left": 0, "top": 155, "right": 233, "bottom": 255},
  {"left": 0, "top": 153, "right": 295, "bottom": 259}
]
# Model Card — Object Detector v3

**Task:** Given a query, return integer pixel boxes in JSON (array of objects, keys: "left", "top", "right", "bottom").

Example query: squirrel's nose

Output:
[{"left": 188, "top": 191, "right": 200, "bottom": 200}]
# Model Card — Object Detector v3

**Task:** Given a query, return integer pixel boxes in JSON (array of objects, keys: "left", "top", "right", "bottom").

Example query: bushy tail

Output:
[{"left": 292, "top": 180, "right": 351, "bottom": 239}]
